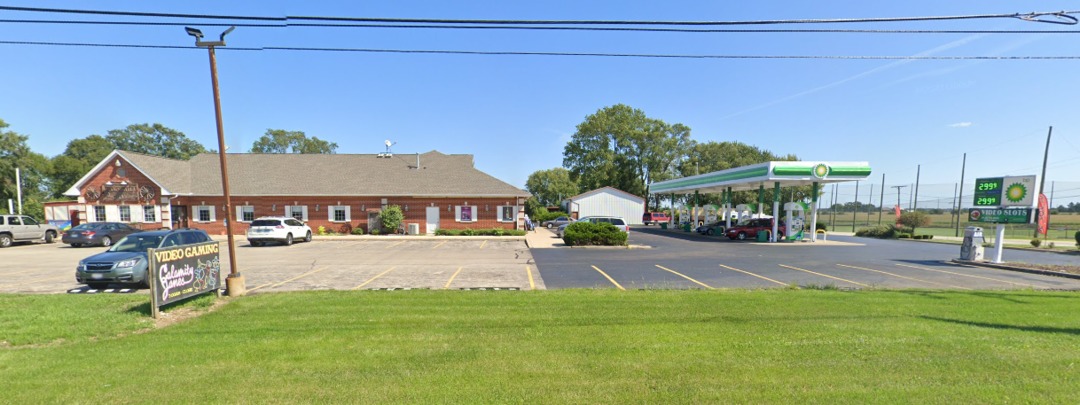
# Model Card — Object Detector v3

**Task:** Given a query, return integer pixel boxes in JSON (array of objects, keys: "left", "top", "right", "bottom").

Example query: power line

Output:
[
  {"left": 6, "top": 19, "right": 1080, "bottom": 34},
  {"left": 6, "top": 40, "right": 1080, "bottom": 60},
  {"left": 0, "top": 5, "right": 1076, "bottom": 26}
]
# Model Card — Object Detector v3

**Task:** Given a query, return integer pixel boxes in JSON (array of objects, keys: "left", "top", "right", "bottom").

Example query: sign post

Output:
[{"left": 969, "top": 175, "right": 1036, "bottom": 264}]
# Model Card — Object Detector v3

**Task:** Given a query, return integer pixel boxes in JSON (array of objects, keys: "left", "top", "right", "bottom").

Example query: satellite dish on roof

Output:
[
  {"left": 385, "top": 140, "right": 393, "bottom": 148},
  {"left": 380, "top": 139, "right": 397, "bottom": 157}
]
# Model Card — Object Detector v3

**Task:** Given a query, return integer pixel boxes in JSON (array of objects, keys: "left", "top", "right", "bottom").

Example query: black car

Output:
[
  {"left": 75, "top": 228, "right": 211, "bottom": 290},
  {"left": 62, "top": 222, "right": 141, "bottom": 247},
  {"left": 695, "top": 221, "right": 726, "bottom": 236}
]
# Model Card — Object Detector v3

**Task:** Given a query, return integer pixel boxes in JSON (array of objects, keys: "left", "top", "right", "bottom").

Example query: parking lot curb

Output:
[
  {"left": 952, "top": 259, "right": 1080, "bottom": 280},
  {"left": 210, "top": 235, "right": 526, "bottom": 242}
]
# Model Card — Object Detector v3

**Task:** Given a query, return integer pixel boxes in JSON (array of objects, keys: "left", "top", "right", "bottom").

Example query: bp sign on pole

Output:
[{"left": 973, "top": 175, "right": 1037, "bottom": 208}]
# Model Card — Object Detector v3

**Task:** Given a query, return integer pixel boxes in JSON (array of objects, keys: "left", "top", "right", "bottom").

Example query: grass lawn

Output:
[{"left": 2, "top": 289, "right": 1080, "bottom": 403}]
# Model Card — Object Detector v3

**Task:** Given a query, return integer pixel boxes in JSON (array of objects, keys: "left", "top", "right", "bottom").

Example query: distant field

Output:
[{"left": 822, "top": 212, "right": 1080, "bottom": 241}]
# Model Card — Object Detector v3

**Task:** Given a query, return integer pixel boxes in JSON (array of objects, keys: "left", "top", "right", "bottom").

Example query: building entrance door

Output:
[
  {"left": 171, "top": 205, "right": 188, "bottom": 229},
  {"left": 425, "top": 206, "right": 440, "bottom": 235},
  {"left": 367, "top": 211, "right": 381, "bottom": 233}
]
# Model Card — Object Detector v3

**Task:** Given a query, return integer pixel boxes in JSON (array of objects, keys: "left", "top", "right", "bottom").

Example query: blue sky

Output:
[{"left": 2, "top": 1, "right": 1080, "bottom": 207}]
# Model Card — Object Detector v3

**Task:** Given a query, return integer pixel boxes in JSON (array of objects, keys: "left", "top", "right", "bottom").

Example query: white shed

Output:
[{"left": 564, "top": 186, "right": 646, "bottom": 225}]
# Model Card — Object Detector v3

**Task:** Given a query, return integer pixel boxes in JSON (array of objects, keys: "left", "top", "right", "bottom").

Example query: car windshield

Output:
[
  {"left": 251, "top": 220, "right": 281, "bottom": 227},
  {"left": 108, "top": 234, "right": 164, "bottom": 253}
]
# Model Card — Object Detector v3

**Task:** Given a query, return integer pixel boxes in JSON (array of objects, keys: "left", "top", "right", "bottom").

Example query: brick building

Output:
[{"left": 53, "top": 150, "right": 530, "bottom": 235}]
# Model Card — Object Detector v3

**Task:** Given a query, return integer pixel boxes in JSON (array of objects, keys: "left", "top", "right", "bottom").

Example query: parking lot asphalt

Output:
[
  {"left": 530, "top": 226, "right": 1080, "bottom": 291},
  {"left": 0, "top": 238, "right": 543, "bottom": 294}
]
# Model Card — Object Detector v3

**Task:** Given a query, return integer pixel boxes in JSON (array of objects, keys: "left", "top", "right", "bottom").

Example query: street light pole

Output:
[{"left": 186, "top": 26, "right": 244, "bottom": 296}]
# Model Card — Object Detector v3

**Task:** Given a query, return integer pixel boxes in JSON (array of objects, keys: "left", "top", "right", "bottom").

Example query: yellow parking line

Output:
[
  {"left": 353, "top": 266, "right": 397, "bottom": 290},
  {"left": 837, "top": 264, "right": 970, "bottom": 290},
  {"left": 526, "top": 265, "right": 536, "bottom": 290},
  {"left": 478, "top": 240, "right": 488, "bottom": 249},
  {"left": 591, "top": 265, "right": 625, "bottom": 291},
  {"left": 895, "top": 263, "right": 1033, "bottom": 287},
  {"left": 655, "top": 265, "right": 714, "bottom": 290},
  {"left": 432, "top": 241, "right": 447, "bottom": 249},
  {"left": 444, "top": 266, "right": 464, "bottom": 289},
  {"left": 387, "top": 240, "right": 406, "bottom": 249},
  {"left": 778, "top": 264, "right": 871, "bottom": 288},
  {"left": 718, "top": 264, "right": 789, "bottom": 287},
  {"left": 247, "top": 282, "right": 275, "bottom": 293},
  {"left": 259, "top": 267, "right": 328, "bottom": 290}
]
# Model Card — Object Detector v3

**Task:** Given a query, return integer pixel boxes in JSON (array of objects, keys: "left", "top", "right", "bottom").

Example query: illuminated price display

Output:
[{"left": 973, "top": 177, "right": 1004, "bottom": 207}]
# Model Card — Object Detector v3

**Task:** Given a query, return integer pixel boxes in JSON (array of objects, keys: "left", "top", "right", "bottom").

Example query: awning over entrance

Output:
[{"left": 650, "top": 161, "right": 872, "bottom": 195}]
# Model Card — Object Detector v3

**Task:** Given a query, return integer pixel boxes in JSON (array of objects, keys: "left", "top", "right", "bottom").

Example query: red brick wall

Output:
[{"left": 173, "top": 196, "right": 522, "bottom": 235}]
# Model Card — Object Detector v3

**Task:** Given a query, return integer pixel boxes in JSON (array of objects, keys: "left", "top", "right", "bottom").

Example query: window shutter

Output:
[
  {"left": 328, "top": 206, "right": 334, "bottom": 221},
  {"left": 130, "top": 205, "right": 144, "bottom": 223},
  {"left": 85, "top": 205, "right": 95, "bottom": 221},
  {"left": 284, "top": 205, "right": 292, "bottom": 216},
  {"left": 454, "top": 206, "right": 462, "bottom": 222},
  {"left": 105, "top": 205, "right": 120, "bottom": 222},
  {"left": 344, "top": 206, "right": 351, "bottom": 222},
  {"left": 471, "top": 206, "right": 478, "bottom": 222},
  {"left": 301, "top": 206, "right": 309, "bottom": 221},
  {"left": 209, "top": 206, "right": 217, "bottom": 222}
]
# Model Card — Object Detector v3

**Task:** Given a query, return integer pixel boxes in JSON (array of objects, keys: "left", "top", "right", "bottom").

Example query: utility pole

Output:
[
  {"left": 867, "top": 183, "right": 874, "bottom": 226},
  {"left": 1034, "top": 126, "right": 1052, "bottom": 238},
  {"left": 955, "top": 153, "right": 966, "bottom": 237},
  {"left": 185, "top": 26, "right": 245, "bottom": 297},
  {"left": 851, "top": 181, "right": 860, "bottom": 232},
  {"left": 891, "top": 185, "right": 907, "bottom": 225},
  {"left": 950, "top": 183, "right": 958, "bottom": 229},
  {"left": 878, "top": 173, "right": 885, "bottom": 225},
  {"left": 913, "top": 165, "right": 921, "bottom": 212}
]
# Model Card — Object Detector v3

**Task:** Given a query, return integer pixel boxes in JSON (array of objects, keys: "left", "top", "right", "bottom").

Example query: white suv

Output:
[{"left": 246, "top": 216, "right": 312, "bottom": 246}]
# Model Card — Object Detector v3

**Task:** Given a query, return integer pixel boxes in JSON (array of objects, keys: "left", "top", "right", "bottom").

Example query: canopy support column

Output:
[
  {"left": 693, "top": 190, "right": 700, "bottom": 229},
  {"left": 810, "top": 182, "right": 820, "bottom": 242},
  {"left": 725, "top": 187, "right": 733, "bottom": 229},
  {"left": 758, "top": 184, "right": 765, "bottom": 216},
  {"left": 772, "top": 182, "right": 780, "bottom": 242},
  {"left": 669, "top": 193, "right": 675, "bottom": 226}
]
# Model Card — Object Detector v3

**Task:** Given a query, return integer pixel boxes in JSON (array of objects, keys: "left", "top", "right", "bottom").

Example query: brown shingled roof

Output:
[{"left": 118, "top": 150, "right": 529, "bottom": 198}]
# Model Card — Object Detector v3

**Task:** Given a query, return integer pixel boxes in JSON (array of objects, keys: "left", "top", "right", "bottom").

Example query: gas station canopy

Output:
[{"left": 650, "top": 161, "right": 872, "bottom": 195}]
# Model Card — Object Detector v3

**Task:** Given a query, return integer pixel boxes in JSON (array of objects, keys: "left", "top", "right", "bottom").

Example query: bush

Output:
[
  {"left": 898, "top": 211, "right": 932, "bottom": 234},
  {"left": 370, "top": 229, "right": 380, "bottom": 235},
  {"left": 532, "top": 210, "right": 568, "bottom": 223},
  {"left": 1075, "top": 231, "right": 1080, "bottom": 247},
  {"left": 1048, "top": 242, "right": 1055, "bottom": 249},
  {"left": 898, "top": 233, "right": 912, "bottom": 239},
  {"left": 351, "top": 227, "right": 365, "bottom": 235},
  {"left": 317, "top": 226, "right": 328, "bottom": 236},
  {"left": 562, "top": 222, "right": 628, "bottom": 246},
  {"left": 433, "top": 228, "right": 526, "bottom": 237},
  {"left": 1030, "top": 238, "right": 1042, "bottom": 248},
  {"left": 378, "top": 205, "right": 404, "bottom": 234}
]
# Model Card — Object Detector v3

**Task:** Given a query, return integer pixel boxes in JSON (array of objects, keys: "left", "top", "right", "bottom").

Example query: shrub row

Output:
[
  {"left": 562, "top": 222, "right": 627, "bottom": 247},
  {"left": 854, "top": 225, "right": 913, "bottom": 239},
  {"left": 435, "top": 228, "right": 527, "bottom": 236}
]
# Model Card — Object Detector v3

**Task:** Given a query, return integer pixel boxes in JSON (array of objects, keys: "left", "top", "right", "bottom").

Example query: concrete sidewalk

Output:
[{"left": 525, "top": 227, "right": 564, "bottom": 248}]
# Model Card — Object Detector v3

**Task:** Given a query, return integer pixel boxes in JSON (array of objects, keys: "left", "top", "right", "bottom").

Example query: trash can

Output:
[
  {"left": 659, "top": 222, "right": 668, "bottom": 230},
  {"left": 756, "top": 230, "right": 770, "bottom": 242},
  {"left": 682, "top": 223, "right": 691, "bottom": 232}
]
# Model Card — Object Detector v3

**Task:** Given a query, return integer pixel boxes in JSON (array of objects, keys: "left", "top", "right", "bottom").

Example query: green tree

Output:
[
  {"left": 250, "top": 129, "right": 337, "bottom": 154},
  {"left": 48, "top": 135, "right": 114, "bottom": 198},
  {"left": 105, "top": 123, "right": 209, "bottom": 160},
  {"left": 563, "top": 104, "right": 691, "bottom": 198},
  {"left": 0, "top": 119, "right": 51, "bottom": 214},
  {"left": 378, "top": 205, "right": 404, "bottom": 234},
  {"left": 898, "top": 211, "right": 932, "bottom": 235},
  {"left": 525, "top": 168, "right": 579, "bottom": 207}
]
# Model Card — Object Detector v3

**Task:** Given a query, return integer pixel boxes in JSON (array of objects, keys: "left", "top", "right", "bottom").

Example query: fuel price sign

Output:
[
  {"left": 972, "top": 175, "right": 1036, "bottom": 207},
  {"left": 973, "top": 177, "right": 1003, "bottom": 206}
]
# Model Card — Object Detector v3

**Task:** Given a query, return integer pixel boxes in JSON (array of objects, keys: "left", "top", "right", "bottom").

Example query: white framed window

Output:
[
  {"left": 454, "top": 205, "right": 478, "bottom": 223},
  {"left": 236, "top": 206, "right": 255, "bottom": 222},
  {"left": 497, "top": 206, "right": 517, "bottom": 223},
  {"left": 143, "top": 205, "right": 157, "bottom": 222},
  {"left": 285, "top": 205, "right": 308, "bottom": 221},
  {"left": 93, "top": 205, "right": 106, "bottom": 222},
  {"left": 119, "top": 205, "right": 131, "bottom": 222},
  {"left": 194, "top": 205, "right": 216, "bottom": 223},
  {"left": 329, "top": 205, "right": 351, "bottom": 223}
]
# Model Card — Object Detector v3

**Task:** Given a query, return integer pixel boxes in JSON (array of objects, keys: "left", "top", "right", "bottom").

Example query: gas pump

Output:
[
  {"left": 734, "top": 204, "right": 754, "bottom": 223},
  {"left": 783, "top": 202, "right": 807, "bottom": 241},
  {"left": 960, "top": 226, "right": 985, "bottom": 261}
]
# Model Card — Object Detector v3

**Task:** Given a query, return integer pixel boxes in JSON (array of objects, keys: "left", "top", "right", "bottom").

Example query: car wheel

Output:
[
  {"left": 546, "top": 223, "right": 553, "bottom": 229},
  {"left": 71, "top": 243, "right": 82, "bottom": 247},
  {"left": 101, "top": 236, "right": 112, "bottom": 247},
  {"left": 250, "top": 241, "right": 261, "bottom": 247},
  {"left": 45, "top": 231, "right": 56, "bottom": 243},
  {"left": 284, "top": 234, "right": 293, "bottom": 246},
  {"left": 0, "top": 234, "right": 11, "bottom": 248},
  {"left": 87, "top": 282, "right": 110, "bottom": 290},
  {"left": 706, "top": 229, "right": 714, "bottom": 236},
  {"left": 304, "top": 231, "right": 312, "bottom": 243},
  {"left": 737, "top": 232, "right": 747, "bottom": 240}
]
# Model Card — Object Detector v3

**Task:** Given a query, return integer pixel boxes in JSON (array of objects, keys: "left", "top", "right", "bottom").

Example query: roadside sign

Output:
[
  {"left": 968, "top": 207, "right": 1033, "bottom": 224},
  {"left": 148, "top": 241, "right": 222, "bottom": 318},
  {"left": 973, "top": 175, "right": 1037, "bottom": 207}
]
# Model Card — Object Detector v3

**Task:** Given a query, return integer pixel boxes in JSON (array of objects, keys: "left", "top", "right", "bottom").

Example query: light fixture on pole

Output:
[{"left": 186, "top": 25, "right": 245, "bottom": 296}]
